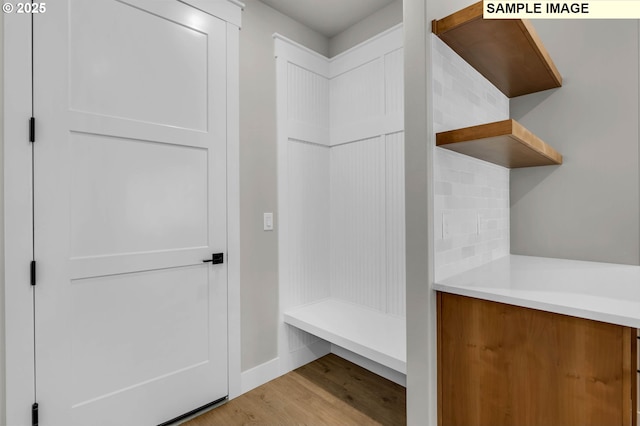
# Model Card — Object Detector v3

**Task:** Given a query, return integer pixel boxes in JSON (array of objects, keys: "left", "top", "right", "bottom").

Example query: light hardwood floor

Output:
[{"left": 184, "top": 354, "right": 406, "bottom": 425}]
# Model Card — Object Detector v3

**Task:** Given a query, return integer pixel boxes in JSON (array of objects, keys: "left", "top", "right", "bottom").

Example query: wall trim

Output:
[
  {"left": 239, "top": 342, "right": 408, "bottom": 398},
  {"left": 240, "top": 338, "right": 332, "bottom": 396},
  {"left": 331, "top": 114, "right": 404, "bottom": 146},
  {"left": 274, "top": 24, "right": 404, "bottom": 149},
  {"left": 273, "top": 24, "right": 403, "bottom": 79},
  {"left": 330, "top": 23, "right": 403, "bottom": 62},
  {"left": 330, "top": 24, "right": 403, "bottom": 77},
  {"left": 226, "top": 22, "right": 242, "bottom": 400},
  {"left": 272, "top": 23, "right": 404, "bottom": 72},
  {"left": 273, "top": 34, "right": 330, "bottom": 77},
  {"left": 240, "top": 357, "right": 280, "bottom": 395}
]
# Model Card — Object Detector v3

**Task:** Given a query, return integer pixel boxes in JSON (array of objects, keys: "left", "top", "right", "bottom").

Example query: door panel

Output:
[
  {"left": 34, "top": 0, "right": 228, "bottom": 424},
  {"left": 69, "top": 133, "right": 209, "bottom": 257},
  {"left": 69, "top": 0, "right": 208, "bottom": 130},
  {"left": 71, "top": 266, "right": 210, "bottom": 406}
]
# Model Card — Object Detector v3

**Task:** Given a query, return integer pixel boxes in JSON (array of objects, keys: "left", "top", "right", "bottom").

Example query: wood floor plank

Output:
[
  {"left": 183, "top": 354, "right": 406, "bottom": 425},
  {"left": 294, "top": 355, "right": 406, "bottom": 425}
]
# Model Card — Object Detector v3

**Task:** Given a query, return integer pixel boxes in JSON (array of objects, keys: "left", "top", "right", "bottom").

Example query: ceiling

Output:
[{"left": 259, "top": 0, "right": 397, "bottom": 38}]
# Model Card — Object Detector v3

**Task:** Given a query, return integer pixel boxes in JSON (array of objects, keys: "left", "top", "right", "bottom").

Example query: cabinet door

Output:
[{"left": 438, "top": 292, "right": 637, "bottom": 426}]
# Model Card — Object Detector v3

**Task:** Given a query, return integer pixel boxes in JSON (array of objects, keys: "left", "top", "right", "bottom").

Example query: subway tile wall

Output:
[{"left": 432, "top": 35, "right": 510, "bottom": 281}]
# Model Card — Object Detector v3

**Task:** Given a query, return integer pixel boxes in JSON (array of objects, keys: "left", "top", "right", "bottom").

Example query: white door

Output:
[{"left": 33, "top": 1, "right": 228, "bottom": 424}]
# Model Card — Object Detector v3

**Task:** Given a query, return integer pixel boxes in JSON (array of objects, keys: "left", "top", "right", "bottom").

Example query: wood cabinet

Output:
[{"left": 437, "top": 292, "right": 638, "bottom": 426}]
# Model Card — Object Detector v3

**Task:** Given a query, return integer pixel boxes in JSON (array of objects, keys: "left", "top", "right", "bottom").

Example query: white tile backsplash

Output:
[
  {"left": 432, "top": 35, "right": 510, "bottom": 281},
  {"left": 432, "top": 36, "right": 509, "bottom": 133}
]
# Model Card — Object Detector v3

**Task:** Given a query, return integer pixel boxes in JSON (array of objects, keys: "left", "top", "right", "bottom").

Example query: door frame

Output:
[
  {"left": 3, "top": 4, "right": 242, "bottom": 425},
  {"left": 4, "top": 11, "right": 36, "bottom": 426}
]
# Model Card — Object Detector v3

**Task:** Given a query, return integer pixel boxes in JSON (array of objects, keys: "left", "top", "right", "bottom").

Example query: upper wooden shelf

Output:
[
  {"left": 432, "top": 1, "right": 562, "bottom": 98},
  {"left": 436, "top": 119, "right": 562, "bottom": 168}
]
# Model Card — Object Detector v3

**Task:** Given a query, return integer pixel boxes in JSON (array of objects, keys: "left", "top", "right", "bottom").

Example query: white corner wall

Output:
[
  {"left": 275, "top": 37, "right": 332, "bottom": 381},
  {"left": 239, "top": 0, "right": 330, "bottom": 378},
  {"left": 328, "top": 26, "right": 405, "bottom": 317},
  {"left": 329, "top": 133, "right": 406, "bottom": 316},
  {"left": 274, "top": 25, "right": 405, "bottom": 383},
  {"left": 431, "top": 36, "right": 510, "bottom": 281}
]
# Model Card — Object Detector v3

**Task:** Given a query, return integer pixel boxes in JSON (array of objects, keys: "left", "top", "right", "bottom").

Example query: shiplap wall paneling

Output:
[
  {"left": 286, "top": 140, "right": 331, "bottom": 307},
  {"left": 330, "top": 59, "right": 384, "bottom": 145},
  {"left": 330, "top": 137, "right": 387, "bottom": 311},
  {"left": 275, "top": 38, "right": 332, "bottom": 372},
  {"left": 329, "top": 23, "right": 403, "bottom": 77},
  {"left": 329, "top": 25, "right": 403, "bottom": 146},
  {"left": 285, "top": 325, "right": 322, "bottom": 353},
  {"left": 282, "top": 50, "right": 331, "bottom": 313},
  {"left": 275, "top": 26, "right": 406, "bottom": 380},
  {"left": 385, "top": 132, "right": 406, "bottom": 317},
  {"left": 384, "top": 48, "right": 404, "bottom": 123},
  {"left": 287, "top": 62, "right": 330, "bottom": 145}
]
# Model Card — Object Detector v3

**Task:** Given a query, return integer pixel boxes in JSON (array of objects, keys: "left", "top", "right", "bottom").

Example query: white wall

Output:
[
  {"left": 239, "top": 0, "right": 329, "bottom": 372},
  {"left": 403, "top": 0, "right": 433, "bottom": 422},
  {"left": 276, "top": 27, "right": 405, "bottom": 379},
  {"left": 511, "top": 20, "right": 640, "bottom": 266},
  {"left": 330, "top": 134, "right": 406, "bottom": 315},
  {"left": 276, "top": 41, "right": 332, "bottom": 369},
  {"left": 328, "top": 130, "right": 407, "bottom": 318},
  {"left": 329, "top": 0, "right": 403, "bottom": 58},
  {"left": 240, "top": 0, "right": 405, "bottom": 377},
  {"left": 329, "top": 30, "right": 405, "bottom": 316},
  {"left": 432, "top": 37, "right": 510, "bottom": 281}
]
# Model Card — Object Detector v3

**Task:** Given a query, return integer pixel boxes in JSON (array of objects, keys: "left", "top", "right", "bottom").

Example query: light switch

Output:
[{"left": 263, "top": 212, "right": 274, "bottom": 231}]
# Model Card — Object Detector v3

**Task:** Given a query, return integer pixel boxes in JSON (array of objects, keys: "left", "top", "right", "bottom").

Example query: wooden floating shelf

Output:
[
  {"left": 432, "top": 1, "right": 562, "bottom": 98},
  {"left": 436, "top": 119, "right": 562, "bottom": 168}
]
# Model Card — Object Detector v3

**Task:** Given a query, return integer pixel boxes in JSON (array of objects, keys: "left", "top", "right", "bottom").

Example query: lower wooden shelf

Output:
[
  {"left": 436, "top": 119, "right": 562, "bottom": 168},
  {"left": 284, "top": 298, "right": 406, "bottom": 374},
  {"left": 438, "top": 292, "right": 638, "bottom": 426}
]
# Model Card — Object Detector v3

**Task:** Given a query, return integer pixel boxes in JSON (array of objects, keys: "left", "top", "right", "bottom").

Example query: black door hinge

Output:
[
  {"left": 29, "top": 117, "right": 35, "bottom": 143},
  {"left": 31, "top": 402, "right": 38, "bottom": 426},
  {"left": 30, "top": 260, "right": 36, "bottom": 286}
]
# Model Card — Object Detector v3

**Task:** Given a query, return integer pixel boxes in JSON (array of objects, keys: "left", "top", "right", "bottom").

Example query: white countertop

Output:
[{"left": 434, "top": 255, "right": 640, "bottom": 329}]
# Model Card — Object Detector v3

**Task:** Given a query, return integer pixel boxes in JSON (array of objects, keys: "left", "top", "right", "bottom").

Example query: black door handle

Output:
[{"left": 203, "top": 253, "right": 224, "bottom": 264}]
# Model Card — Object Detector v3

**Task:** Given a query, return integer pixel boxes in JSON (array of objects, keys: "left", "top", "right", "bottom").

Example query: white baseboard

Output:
[
  {"left": 239, "top": 357, "right": 281, "bottom": 395},
  {"left": 240, "top": 339, "right": 331, "bottom": 397},
  {"left": 331, "top": 344, "right": 407, "bottom": 387}
]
